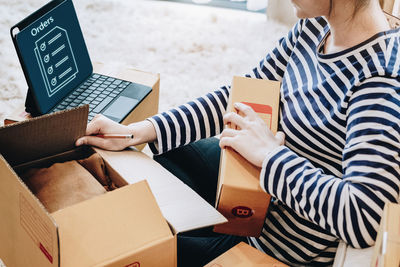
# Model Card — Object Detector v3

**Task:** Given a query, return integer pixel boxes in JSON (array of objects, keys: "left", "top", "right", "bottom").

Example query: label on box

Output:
[
  {"left": 19, "top": 194, "right": 53, "bottom": 263},
  {"left": 241, "top": 102, "right": 273, "bottom": 128}
]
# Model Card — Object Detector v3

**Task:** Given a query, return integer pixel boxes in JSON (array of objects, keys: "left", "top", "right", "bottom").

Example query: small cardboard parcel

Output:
[
  {"left": 214, "top": 76, "right": 280, "bottom": 237},
  {"left": 0, "top": 105, "right": 226, "bottom": 267}
]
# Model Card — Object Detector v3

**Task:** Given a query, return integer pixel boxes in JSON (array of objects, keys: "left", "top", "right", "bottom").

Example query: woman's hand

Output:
[
  {"left": 75, "top": 114, "right": 157, "bottom": 151},
  {"left": 220, "top": 102, "right": 285, "bottom": 167}
]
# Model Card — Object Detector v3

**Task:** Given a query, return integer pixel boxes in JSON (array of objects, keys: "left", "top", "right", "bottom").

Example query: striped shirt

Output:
[{"left": 148, "top": 17, "right": 400, "bottom": 266}]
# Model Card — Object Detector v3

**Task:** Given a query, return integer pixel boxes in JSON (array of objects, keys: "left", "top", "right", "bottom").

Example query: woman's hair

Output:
[{"left": 329, "top": 0, "right": 371, "bottom": 18}]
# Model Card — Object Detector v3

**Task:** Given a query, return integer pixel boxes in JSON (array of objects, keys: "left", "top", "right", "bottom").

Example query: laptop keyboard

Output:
[{"left": 51, "top": 73, "right": 131, "bottom": 121}]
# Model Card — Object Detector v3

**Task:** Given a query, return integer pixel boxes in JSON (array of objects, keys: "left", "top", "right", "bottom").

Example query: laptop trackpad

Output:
[{"left": 102, "top": 96, "right": 139, "bottom": 121}]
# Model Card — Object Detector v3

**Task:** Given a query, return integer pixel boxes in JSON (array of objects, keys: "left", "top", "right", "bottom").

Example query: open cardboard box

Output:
[{"left": 0, "top": 105, "right": 226, "bottom": 267}]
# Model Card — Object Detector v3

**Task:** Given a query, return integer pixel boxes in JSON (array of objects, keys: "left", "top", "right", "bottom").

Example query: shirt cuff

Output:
[
  {"left": 259, "top": 145, "right": 289, "bottom": 194},
  {"left": 146, "top": 117, "right": 162, "bottom": 155}
]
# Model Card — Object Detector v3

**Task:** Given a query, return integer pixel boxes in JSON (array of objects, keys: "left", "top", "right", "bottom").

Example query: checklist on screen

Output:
[{"left": 34, "top": 26, "right": 78, "bottom": 97}]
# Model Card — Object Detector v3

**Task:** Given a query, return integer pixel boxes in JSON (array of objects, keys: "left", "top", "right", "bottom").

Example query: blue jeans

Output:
[{"left": 154, "top": 138, "right": 247, "bottom": 267}]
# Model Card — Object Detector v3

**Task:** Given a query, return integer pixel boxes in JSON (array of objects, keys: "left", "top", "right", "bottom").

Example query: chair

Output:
[
  {"left": 385, "top": 10, "right": 400, "bottom": 29},
  {"left": 380, "top": 0, "right": 400, "bottom": 17}
]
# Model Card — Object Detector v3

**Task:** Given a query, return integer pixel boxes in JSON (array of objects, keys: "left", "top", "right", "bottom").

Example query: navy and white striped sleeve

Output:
[
  {"left": 259, "top": 77, "right": 400, "bottom": 248},
  {"left": 147, "top": 85, "right": 230, "bottom": 154},
  {"left": 147, "top": 20, "right": 305, "bottom": 155}
]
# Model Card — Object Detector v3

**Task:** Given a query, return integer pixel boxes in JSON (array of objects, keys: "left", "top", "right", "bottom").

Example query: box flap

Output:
[
  {"left": 0, "top": 105, "right": 88, "bottom": 166},
  {"left": 94, "top": 148, "right": 227, "bottom": 233},
  {"left": 51, "top": 180, "right": 173, "bottom": 267}
]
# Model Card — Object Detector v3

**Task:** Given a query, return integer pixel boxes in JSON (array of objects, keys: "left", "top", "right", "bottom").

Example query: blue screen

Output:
[{"left": 16, "top": 0, "right": 92, "bottom": 113}]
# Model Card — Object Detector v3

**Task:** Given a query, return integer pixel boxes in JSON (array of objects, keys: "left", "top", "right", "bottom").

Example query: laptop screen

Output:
[{"left": 14, "top": 0, "right": 92, "bottom": 114}]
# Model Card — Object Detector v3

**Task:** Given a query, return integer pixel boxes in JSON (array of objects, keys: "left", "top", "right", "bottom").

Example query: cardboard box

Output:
[
  {"left": 214, "top": 76, "right": 280, "bottom": 237},
  {"left": 3, "top": 109, "right": 32, "bottom": 125},
  {"left": 3, "top": 65, "right": 160, "bottom": 151},
  {"left": 0, "top": 105, "right": 226, "bottom": 267},
  {"left": 204, "top": 242, "right": 288, "bottom": 267},
  {"left": 92, "top": 63, "right": 160, "bottom": 128},
  {"left": 370, "top": 202, "right": 400, "bottom": 267}
]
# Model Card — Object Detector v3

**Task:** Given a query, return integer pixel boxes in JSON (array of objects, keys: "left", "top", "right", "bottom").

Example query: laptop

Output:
[{"left": 10, "top": 0, "right": 152, "bottom": 122}]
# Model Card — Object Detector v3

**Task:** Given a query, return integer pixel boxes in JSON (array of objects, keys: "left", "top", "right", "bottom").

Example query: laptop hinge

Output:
[{"left": 25, "top": 87, "right": 41, "bottom": 117}]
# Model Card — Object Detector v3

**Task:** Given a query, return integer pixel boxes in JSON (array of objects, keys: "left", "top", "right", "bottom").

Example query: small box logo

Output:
[
  {"left": 232, "top": 206, "right": 253, "bottom": 218},
  {"left": 125, "top": 262, "right": 140, "bottom": 267}
]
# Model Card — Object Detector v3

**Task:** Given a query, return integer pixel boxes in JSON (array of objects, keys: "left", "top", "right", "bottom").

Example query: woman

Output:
[{"left": 76, "top": 0, "right": 400, "bottom": 265}]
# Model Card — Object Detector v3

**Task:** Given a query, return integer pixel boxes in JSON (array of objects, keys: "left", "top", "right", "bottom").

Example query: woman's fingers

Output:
[
  {"left": 234, "top": 102, "right": 257, "bottom": 119},
  {"left": 75, "top": 135, "right": 106, "bottom": 147},
  {"left": 75, "top": 134, "right": 134, "bottom": 150},
  {"left": 223, "top": 112, "right": 246, "bottom": 129},
  {"left": 220, "top": 128, "right": 238, "bottom": 138},
  {"left": 76, "top": 114, "right": 135, "bottom": 150},
  {"left": 219, "top": 136, "right": 234, "bottom": 149},
  {"left": 85, "top": 114, "right": 105, "bottom": 135},
  {"left": 219, "top": 117, "right": 286, "bottom": 167},
  {"left": 223, "top": 102, "right": 260, "bottom": 129},
  {"left": 220, "top": 128, "right": 240, "bottom": 149}
]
